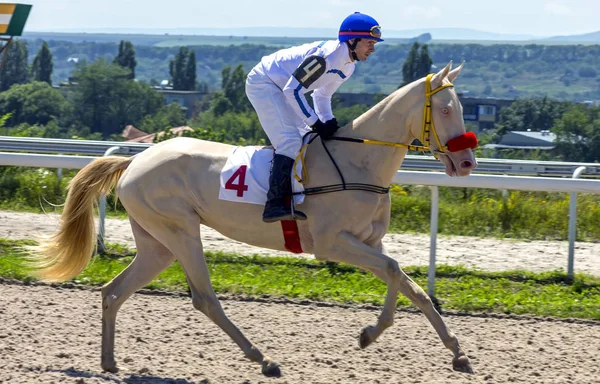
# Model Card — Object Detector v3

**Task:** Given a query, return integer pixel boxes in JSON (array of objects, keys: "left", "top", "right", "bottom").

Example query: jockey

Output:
[{"left": 246, "top": 12, "right": 383, "bottom": 223}]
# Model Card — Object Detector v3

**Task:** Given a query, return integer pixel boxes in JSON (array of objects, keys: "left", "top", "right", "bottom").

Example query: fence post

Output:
[
  {"left": 568, "top": 166, "right": 587, "bottom": 280},
  {"left": 97, "top": 146, "right": 122, "bottom": 254},
  {"left": 428, "top": 186, "right": 439, "bottom": 298}
]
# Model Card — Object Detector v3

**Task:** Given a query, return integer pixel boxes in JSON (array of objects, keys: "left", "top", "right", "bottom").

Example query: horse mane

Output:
[{"left": 349, "top": 76, "right": 426, "bottom": 132}]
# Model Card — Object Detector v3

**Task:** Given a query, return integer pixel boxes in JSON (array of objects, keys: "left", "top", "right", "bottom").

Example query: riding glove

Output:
[{"left": 311, "top": 118, "right": 340, "bottom": 140}]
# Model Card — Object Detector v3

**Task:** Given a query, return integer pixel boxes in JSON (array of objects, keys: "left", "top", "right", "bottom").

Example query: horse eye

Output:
[{"left": 441, "top": 107, "right": 450, "bottom": 115}]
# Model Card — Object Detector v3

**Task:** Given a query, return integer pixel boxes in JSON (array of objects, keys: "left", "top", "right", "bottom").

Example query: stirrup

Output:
[{"left": 262, "top": 206, "right": 307, "bottom": 223}]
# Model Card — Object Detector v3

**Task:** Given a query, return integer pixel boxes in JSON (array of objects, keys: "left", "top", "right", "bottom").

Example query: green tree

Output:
[
  {"left": 0, "top": 81, "right": 71, "bottom": 128},
  {"left": 169, "top": 47, "right": 196, "bottom": 90},
  {"left": 138, "top": 102, "right": 187, "bottom": 133},
  {"left": 497, "top": 97, "right": 570, "bottom": 134},
  {"left": 72, "top": 60, "right": 164, "bottom": 137},
  {"left": 220, "top": 64, "right": 250, "bottom": 112},
  {"left": 193, "top": 109, "right": 265, "bottom": 144},
  {"left": 0, "top": 39, "right": 29, "bottom": 92},
  {"left": 209, "top": 92, "right": 233, "bottom": 116},
  {"left": 418, "top": 44, "right": 433, "bottom": 79},
  {"left": 31, "top": 41, "right": 53, "bottom": 85},
  {"left": 113, "top": 40, "right": 137, "bottom": 79},
  {"left": 0, "top": 112, "right": 10, "bottom": 135},
  {"left": 185, "top": 50, "right": 197, "bottom": 90},
  {"left": 552, "top": 104, "right": 600, "bottom": 162},
  {"left": 401, "top": 42, "right": 432, "bottom": 87}
]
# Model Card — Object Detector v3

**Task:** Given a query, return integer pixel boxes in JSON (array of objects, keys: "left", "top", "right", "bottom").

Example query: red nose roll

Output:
[{"left": 447, "top": 132, "right": 478, "bottom": 152}]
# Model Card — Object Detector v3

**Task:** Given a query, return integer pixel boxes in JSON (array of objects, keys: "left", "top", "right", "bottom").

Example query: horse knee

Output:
[
  {"left": 101, "top": 286, "right": 121, "bottom": 315},
  {"left": 396, "top": 270, "right": 431, "bottom": 305},
  {"left": 191, "top": 293, "right": 221, "bottom": 318},
  {"left": 386, "top": 259, "right": 402, "bottom": 282},
  {"left": 191, "top": 294, "right": 205, "bottom": 312},
  {"left": 415, "top": 290, "right": 433, "bottom": 307}
]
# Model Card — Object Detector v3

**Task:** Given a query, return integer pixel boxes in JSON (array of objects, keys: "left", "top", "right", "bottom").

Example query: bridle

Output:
[
  {"left": 319, "top": 74, "right": 475, "bottom": 158},
  {"left": 293, "top": 74, "right": 477, "bottom": 195}
]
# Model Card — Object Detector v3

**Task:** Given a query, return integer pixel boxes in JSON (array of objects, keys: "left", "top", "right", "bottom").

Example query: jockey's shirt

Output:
[{"left": 258, "top": 40, "right": 355, "bottom": 126}]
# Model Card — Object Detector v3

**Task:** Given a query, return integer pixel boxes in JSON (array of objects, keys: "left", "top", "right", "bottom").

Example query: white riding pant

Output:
[{"left": 246, "top": 66, "right": 310, "bottom": 159}]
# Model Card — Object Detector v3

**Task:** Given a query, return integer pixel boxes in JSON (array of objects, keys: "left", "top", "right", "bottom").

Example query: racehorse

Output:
[{"left": 30, "top": 61, "right": 478, "bottom": 376}]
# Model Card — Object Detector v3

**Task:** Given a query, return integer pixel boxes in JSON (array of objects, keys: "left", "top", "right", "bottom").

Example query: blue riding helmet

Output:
[{"left": 338, "top": 12, "right": 384, "bottom": 42}]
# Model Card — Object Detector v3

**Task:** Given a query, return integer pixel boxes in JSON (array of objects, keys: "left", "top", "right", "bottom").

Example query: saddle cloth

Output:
[{"left": 218, "top": 146, "right": 306, "bottom": 206}]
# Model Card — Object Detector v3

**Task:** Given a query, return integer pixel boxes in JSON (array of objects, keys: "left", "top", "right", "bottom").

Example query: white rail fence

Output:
[{"left": 1, "top": 150, "right": 599, "bottom": 296}]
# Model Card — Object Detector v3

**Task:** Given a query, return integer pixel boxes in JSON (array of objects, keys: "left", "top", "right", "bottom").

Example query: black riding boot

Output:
[{"left": 262, "top": 154, "right": 307, "bottom": 223}]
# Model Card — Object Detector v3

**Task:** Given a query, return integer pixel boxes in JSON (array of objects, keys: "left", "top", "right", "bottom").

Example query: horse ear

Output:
[
  {"left": 448, "top": 61, "right": 465, "bottom": 82},
  {"left": 430, "top": 61, "right": 452, "bottom": 88}
]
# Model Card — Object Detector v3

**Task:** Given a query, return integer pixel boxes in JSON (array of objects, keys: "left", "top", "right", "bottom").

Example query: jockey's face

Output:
[{"left": 351, "top": 39, "right": 378, "bottom": 61}]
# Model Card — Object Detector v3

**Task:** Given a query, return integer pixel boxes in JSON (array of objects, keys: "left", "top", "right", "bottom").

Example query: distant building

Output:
[
  {"left": 458, "top": 95, "right": 515, "bottom": 131},
  {"left": 482, "top": 130, "right": 557, "bottom": 157},
  {"left": 155, "top": 89, "right": 207, "bottom": 119},
  {"left": 485, "top": 130, "right": 557, "bottom": 151}
]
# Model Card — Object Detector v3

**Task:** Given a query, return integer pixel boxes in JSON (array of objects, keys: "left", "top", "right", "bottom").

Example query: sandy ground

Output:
[
  {"left": 1, "top": 210, "right": 599, "bottom": 276},
  {"left": 1, "top": 281, "right": 599, "bottom": 384},
  {"left": 1, "top": 212, "right": 600, "bottom": 383}
]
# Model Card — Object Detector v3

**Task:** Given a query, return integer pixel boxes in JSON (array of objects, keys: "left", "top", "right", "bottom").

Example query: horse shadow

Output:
[{"left": 58, "top": 366, "right": 200, "bottom": 384}]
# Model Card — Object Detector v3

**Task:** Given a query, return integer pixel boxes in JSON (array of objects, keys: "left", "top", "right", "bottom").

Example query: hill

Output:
[
  {"left": 545, "top": 30, "right": 600, "bottom": 42},
  {"left": 31, "top": 26, "right": 540, "bottom": 42}
]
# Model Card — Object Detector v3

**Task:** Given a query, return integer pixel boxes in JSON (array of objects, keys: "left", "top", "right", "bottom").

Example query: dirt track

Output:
[
  {"left": 1, "top": 281, "right": 599, "bottom": 384},
  {"left": 1, "top": 210, "right": 600, "bottom": 383}
]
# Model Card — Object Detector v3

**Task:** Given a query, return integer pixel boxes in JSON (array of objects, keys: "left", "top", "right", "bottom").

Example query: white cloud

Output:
[{"left": 544, "top": 2, "right": 571, "bottom": 15}]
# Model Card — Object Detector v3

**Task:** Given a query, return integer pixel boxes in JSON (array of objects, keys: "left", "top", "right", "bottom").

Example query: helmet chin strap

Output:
[{"left": 346, "top": 39, "right": 361, "bottom": 61}]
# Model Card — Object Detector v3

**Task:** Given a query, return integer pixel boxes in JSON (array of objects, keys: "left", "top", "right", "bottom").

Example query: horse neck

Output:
[{"left": 344, "top": 81, "right": 425, "bottom": 185}]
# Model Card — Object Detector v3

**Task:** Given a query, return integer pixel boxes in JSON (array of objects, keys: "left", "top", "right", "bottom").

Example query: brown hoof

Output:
[
  {"left": 101, "top": 362, "right": 119, "bottom": 374},
  {"left": 452, "top": 355, "right": 474, "bottom": 374},
  {"left": 359, "top": 326, "right": 375, "bottom": 349},
  {"left": 261, "top": 358, "right": 281, "bottom": 377}
]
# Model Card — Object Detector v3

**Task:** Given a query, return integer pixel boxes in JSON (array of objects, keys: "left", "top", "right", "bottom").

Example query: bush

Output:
[{"left": 578, "top": 66, "right": 597, "bottom": 78}]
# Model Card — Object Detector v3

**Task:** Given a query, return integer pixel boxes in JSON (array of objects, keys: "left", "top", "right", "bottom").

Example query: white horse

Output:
[{"left": 30, "top": 61, "right": 478, "bottom": 376}]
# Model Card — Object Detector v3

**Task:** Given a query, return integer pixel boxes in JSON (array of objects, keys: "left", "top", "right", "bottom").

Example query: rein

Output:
[{"left": 293, "top": 74, "right": 477, "bottom": 196}]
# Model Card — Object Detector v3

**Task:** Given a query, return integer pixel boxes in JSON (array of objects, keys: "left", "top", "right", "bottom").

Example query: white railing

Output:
[
  {"left": 2, "top": 151, "right": 599, "bottom": 296},
  {"left": 389, "top": 171, "right": 600, "bottom": 295},
  {"left": 2, "top": 135, "right": 600, "bottom": 178}
]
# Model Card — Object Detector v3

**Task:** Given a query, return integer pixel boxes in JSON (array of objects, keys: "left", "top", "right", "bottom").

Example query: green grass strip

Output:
[{"left": 1, "top": 239, "right": 599, "bottom": 320}]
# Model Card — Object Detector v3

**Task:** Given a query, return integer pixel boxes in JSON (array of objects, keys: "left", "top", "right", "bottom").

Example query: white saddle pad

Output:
[{"left": 219, "top": 146, "right": 305, "bottom": 206}]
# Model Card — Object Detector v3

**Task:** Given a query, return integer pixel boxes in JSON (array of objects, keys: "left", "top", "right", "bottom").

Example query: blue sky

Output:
[{"left": 21, "top": 0, "right": 598, "bottom": 37}]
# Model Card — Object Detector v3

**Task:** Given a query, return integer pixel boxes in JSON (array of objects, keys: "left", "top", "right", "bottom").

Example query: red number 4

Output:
[{"left": 225, "top": 165, "right": 249, "bottom": 197}]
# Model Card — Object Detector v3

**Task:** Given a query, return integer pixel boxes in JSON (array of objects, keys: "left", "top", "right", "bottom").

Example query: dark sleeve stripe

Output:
[
  {"left": 294, "top": 83, "right": 311, "bottom": 118},
  {"left": 326, "top": 69, "right": 347, "bottom": 79}
]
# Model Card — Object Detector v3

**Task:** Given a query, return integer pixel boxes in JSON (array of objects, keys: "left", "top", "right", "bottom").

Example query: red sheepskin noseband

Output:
[{"left": 446, "top": 132, "right": 478, "bottom": 152}]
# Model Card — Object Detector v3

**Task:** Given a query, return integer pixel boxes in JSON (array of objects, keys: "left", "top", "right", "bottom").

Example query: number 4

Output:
[{"left": 225, "top": 165, "right": 249, "bottom": 197}]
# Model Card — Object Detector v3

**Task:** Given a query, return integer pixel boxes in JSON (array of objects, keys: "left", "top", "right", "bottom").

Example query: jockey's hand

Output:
[{"left": 311, "top": 118, "right": 339, "bottom": 140}]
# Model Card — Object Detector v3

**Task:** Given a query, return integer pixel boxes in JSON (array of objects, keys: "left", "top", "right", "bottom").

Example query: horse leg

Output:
[
  {"left": 319, "top": 232, "right": 401, "bottom": 346},
  {"left": 327, "top": 231, "right": 473, "bottom": 374},
  {"left": 101, "top": 218, "right": 175, "bottom": 373},
  {"left": 394, "top": 268, "right": 473, "bottom": 373},
  {"left": 166, "top": 227, "right": 281, "bottom": 377}
]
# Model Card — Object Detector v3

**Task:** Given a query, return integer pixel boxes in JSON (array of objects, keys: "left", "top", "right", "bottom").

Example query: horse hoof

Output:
[
  {"left": 101, "top": 362, "right": 119, "bottom": 374},
  {"left": 359, "top": 326, "right": 375, "bottom": 349},
  {"left": 452, "top": 355, "right": 474, "bottom": 374},
  {"left": 261, "top": 358, "right": 281, "bottom": 377}
]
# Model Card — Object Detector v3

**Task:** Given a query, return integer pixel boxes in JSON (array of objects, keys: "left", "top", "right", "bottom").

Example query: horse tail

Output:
[{"left": 29, "top": 156, "right": 133, "bottom": 282}]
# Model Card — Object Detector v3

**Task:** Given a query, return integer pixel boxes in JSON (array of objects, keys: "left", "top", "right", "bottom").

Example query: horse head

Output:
[{"left": 408, "top": 61, "right": 478, "bottom": 177}]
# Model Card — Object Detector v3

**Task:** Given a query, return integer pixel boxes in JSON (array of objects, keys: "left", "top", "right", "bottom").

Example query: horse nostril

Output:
[{"left": 460, "top": 160, "right": 474, "bottom": 169}]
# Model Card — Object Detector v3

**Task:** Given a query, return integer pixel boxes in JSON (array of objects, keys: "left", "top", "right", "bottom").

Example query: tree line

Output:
[
  {"left": 19, "top": 37, "right": 600, "bottom": 100},
  {"left": 2, "top": 38, "right": 600, "bottom": 164}
]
